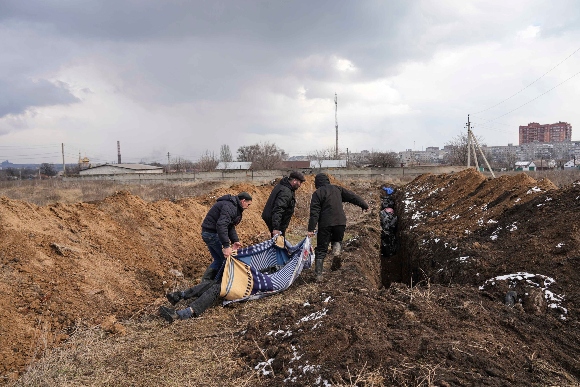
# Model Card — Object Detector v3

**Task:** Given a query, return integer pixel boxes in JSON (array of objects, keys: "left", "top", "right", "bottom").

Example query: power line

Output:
[
  {"left": 472, "top": 46, "right": 580, "bottom": 115},
  {"left": 476, "top": 69, "right": 580, "bottom": 128}
]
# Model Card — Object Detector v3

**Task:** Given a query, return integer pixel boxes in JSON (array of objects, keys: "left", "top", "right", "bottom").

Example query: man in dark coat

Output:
[
  {"left": 160, "top": 192, "right": 252, "bottom": 322},
  {"left": 261, "top": 171, "right": 305, "bottom": 237},
  {"left": 307, "top": 173, "right": 368, "bottom": 281}
]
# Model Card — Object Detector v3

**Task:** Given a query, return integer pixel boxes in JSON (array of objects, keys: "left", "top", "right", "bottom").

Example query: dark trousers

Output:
[
  {"left": 315, "top": 225, "right": 345, "bottom": 261},
  {"left": 202, "top": 231, "right": 225, "bottom": 270}
]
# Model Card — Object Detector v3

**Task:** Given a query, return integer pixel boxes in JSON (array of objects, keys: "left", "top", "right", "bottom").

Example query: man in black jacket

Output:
[
  {"left": 307, "top": 173, "right": 368, "bottom": 281},
  {"left": 261, "top": 171, "right": 305, "bottom": 237},
  {"left": 160, "top": 191, "right": 252, "bottom": 322}
]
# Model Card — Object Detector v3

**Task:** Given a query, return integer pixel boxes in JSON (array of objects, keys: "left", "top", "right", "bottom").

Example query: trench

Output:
[{"left": 379, "top": 190, "right": 414, "bottom": 288}]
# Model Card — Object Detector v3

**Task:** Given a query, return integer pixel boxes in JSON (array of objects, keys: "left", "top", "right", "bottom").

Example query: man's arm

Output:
[{"left": 340, "top": 187, "right": 369, "bottom": 210}]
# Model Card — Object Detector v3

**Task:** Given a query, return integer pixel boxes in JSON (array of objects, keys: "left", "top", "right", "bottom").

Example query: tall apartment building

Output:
[{"left": 519, "top": 122, "right": 572, "bottom": 144}]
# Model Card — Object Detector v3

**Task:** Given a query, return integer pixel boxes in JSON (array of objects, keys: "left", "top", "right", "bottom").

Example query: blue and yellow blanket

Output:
[{"left": 220, "top": 236, "right": 313, "bottom": 303}]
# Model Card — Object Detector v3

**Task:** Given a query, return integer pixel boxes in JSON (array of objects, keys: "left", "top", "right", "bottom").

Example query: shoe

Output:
[
  {"left": 159, "top": 306, "right": 178, "bottom": 323},
  {"left": 315, "top": 258, "right": 324, "bottom": 282},
  {"left": 165, "top": 292, "right": 182, "bottom": 306}
]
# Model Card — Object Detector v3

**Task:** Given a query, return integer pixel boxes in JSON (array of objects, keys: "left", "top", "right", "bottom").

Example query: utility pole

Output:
[
  {"left": 61, "top": 143, "right": 66, "bottom": 177},
  {"left": 335, "top": 93, "right": 338, "bottom": 159},
  {"left": 466, "top": 115, "right": 471, "bottom": 168},
  {"left": 466, "top": 114, "right": 495, "bottom": 178},
  {"left": 167, "top": 152, "right": 170, "bottom": 173},
  {"left": 117, "top": 141, "right": 122, "bottom": 164}
]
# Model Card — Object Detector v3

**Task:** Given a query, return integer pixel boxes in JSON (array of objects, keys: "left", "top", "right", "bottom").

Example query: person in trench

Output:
[{"left": 159, "top": 192, "right": 252, "bottom": 323}]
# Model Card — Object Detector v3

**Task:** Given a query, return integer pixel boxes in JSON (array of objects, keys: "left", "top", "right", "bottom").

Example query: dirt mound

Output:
[{"left": 3, "top": 171, "right": 580, "bottom": 386}]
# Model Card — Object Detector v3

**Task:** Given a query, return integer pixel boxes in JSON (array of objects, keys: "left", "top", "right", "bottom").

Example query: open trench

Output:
[{"left": 378, "top": 189, "right": 420, "bottom": 288}]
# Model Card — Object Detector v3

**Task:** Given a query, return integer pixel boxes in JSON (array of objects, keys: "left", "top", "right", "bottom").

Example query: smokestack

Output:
[{"left": 117, "top": 141, "right": 121, "bottom": 164}]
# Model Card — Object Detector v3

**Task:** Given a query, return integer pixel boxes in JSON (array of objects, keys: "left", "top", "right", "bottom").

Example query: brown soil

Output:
[{"left": 1, "top": 170, "right": 579, "bottom": 386}]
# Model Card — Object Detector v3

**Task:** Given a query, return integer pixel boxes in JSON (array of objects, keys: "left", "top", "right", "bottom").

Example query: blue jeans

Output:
[{"left": 202, "top": 231, "right": 225, "bottom": 270}]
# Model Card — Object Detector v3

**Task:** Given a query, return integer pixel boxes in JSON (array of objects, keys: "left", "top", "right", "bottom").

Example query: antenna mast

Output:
[{"left": 335, "top": 93, "right": 338, "bottom": 159}]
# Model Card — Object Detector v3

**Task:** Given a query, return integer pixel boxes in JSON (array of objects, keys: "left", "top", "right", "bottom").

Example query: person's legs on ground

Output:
[
  {"left": 315, "top": 226, "right": 332, "bottom": 281},
  {"left": 187, "top": 282, "right": 222, "bottom": 317},
  {"left": 165, "top": 232, "right": 222, "bottom": 306},
  {"left": 330, "top": 225, "right": 346, "bottom": 271},
  {"left": 159, "top": 283, "right": 222, "bottom": 323}
]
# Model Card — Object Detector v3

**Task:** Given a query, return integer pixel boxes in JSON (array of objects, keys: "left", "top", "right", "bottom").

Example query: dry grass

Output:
[{"left": 12, "top": 273, "right": 321, "bottom": 387}]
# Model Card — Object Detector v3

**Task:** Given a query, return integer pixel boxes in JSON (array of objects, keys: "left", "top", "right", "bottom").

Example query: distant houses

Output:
[
  {"left": 514, "top": 161, "right": 536, "bottom": 171},
  {"left": 215, "top": 162, "right": 252, "bottom": 170}
]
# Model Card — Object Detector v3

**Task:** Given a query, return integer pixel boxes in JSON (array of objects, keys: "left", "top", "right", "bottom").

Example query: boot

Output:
[
  {"left": 315, "top": 258, "right": 324, "bottom": 282},
  {"left": 158, "top": 306, "right": 179, "bottom": 323},
  {"left": 165, "top": 291, "right": 182, "bottom": 306},
  {"left": 331, "top": 242, "right": 341, "bottom": 256},
  {"left": 331, "top": 242, "right": 342, "bottom": 271},
  {"left": 201, "top": 267, "right": 218, "bottom": 282}
]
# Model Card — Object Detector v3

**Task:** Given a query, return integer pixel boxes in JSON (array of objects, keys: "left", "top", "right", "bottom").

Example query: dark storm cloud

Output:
[{"left": 0, "top": 79, "right": 80, "bottom": 118}]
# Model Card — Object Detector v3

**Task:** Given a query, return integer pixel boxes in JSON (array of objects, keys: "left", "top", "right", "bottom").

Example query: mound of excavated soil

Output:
[{"left": 2, "top": 170, "right": 580, "bottom": 386}]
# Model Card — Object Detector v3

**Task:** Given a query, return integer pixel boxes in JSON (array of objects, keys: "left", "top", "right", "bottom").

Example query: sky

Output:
[{"left": 1, "top": 0, "right": 580, "bottom": 165}]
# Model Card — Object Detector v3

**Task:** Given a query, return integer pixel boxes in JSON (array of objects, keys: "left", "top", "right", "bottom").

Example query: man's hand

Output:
[
  {"left": 232, "top": 242, "right": 242, "bottom": 250},
  {"left": 307, "top": 231, "right": 315, "bottom": 238},
  {"left": 222, "top": 246, "right": 233, "bottom": 257},
  {"left": 272, "top": 230, "right": 281, "bottom": 237}
]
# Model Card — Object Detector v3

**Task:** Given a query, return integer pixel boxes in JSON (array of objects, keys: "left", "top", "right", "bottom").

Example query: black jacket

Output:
[
  {"left": 261, "top": 177, "right": 296, "bottom": 233},
  {"left": 201, "top": 194, "right": 244, "bottom": 247},
  {"left": 308, "top": 174, "right": 368, "bottom": 231}
]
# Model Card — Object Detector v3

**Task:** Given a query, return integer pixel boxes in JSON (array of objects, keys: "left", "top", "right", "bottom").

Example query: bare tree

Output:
[
  {"left": 367, "top": 151, "right": 399, "bottom": 168},
  {"left": 237, "top": 142, "right": 287, "bottom": 170},
  {"left": 40, "top": 163, "right": 57, "bottom": 177},
  {"left": 308, "top": 147, "right": 335, "bottom": 168},
  {"left": 194, "top": 150, "right": 219, "bottom": 171},
  {"left": 171, "top": 157, "right": 195, "bottom": 173},
  {"left": 444, "top": 132, "right": 486, "bottom": 166},
  {"left": 220, "top": 144, "right": 233, "bottom": 162}
]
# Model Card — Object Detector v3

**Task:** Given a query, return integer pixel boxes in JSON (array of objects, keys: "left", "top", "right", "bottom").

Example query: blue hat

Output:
[{"left": 382, "top": 187, "right": 394, "bottom": 195}]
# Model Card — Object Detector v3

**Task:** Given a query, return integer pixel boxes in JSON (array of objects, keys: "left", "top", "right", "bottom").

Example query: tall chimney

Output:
[{"left": 117, "top": 141, "right": 121, "bottom": 164}]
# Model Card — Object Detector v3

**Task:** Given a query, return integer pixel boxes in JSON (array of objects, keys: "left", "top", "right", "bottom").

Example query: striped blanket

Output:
[{"left": 220, "top": 236, "right": 313, "bottom": 304}]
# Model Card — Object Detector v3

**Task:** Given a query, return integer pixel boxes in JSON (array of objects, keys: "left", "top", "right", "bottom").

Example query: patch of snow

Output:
[
  {"left": 323, "top": 296, "right": 332, "bottom": 303},
  {"left": 490, "top": 235, "right": 498, "bottom": 241},
  {"left": 481, "top": 204, "right": 488, "bottom": 211},
  {"left": 298, "top": 308, "right": 328, "bottom": 323},
  {"left": 487, "top": 219, "right": 498, "bottom": 224},
  {"left": 527, "top": 186, "right": 542, "bottom": 194},
  {"left": 509, "top": 222, "right": 518, "bottom": 232},
  {"left": 514, "top": 198, "right": 521, "bottom": 203},
  {"left": 255, "top": 358, "right": 274, "bottom": 375},
  {"left": 479, "top": 272, "right": 567, "bottom": 319},
  {"left": 556, "top": 243, "right": 565, "bottom": 248},
  {"left": 434, "top": 238, "right": 440, "bottom": 243},
  {"left": 303, "top": 301, "right": 310, "bottom": 306},
  {"left": 451, "top": 214, "right": 460, "bottom": 220},
  {"left": 457, "top": 256, "right": 470, "bottom": 263}
]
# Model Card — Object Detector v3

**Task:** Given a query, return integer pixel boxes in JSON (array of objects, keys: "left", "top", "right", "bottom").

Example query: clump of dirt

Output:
[{"left": 2, "top": 170, "right": 580, "bottom": 386}]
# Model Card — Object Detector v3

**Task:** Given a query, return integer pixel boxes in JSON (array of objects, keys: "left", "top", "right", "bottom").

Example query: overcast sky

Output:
[{"left": 1, "top": 0, "right": 580, "bottom": 165}]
